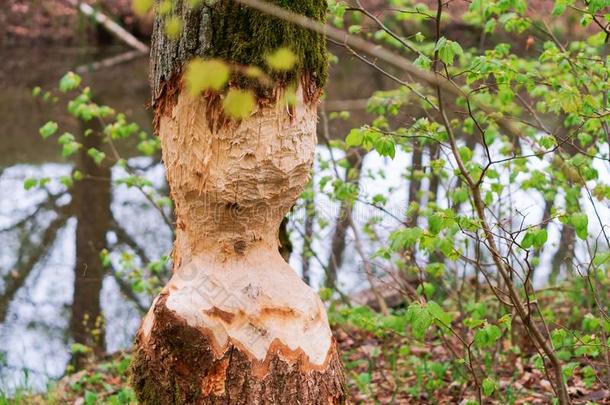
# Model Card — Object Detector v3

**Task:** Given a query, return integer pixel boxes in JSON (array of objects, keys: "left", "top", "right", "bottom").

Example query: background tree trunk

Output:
[
  {"left": 325, "top": 148, "right": 365, "bottom": 290},
  {"left": 70, "top": 127, "right": 111, "bottom": 369},
  {"left": 131, "top": 1, "right": 346, "bottom": 403}
]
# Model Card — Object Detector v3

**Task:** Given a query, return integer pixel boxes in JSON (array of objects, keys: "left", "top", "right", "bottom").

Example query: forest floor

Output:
[{"left": 13, "top": 322, "right": 610, "bottom": 405}]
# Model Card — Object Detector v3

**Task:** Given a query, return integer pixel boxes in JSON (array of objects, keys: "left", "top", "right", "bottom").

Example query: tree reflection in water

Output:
[{"left": 0, "top": 121, "right": 173, "bottom": 391}]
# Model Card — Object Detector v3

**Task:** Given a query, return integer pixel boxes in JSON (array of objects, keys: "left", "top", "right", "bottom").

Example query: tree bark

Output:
[
  {"left": 550, "top": 224, "right": 575, "bottom": 284},
  {"left": 406, "top": 142, "right": 423, "bottom": 228},
  {"left": 71, "top": 130, "right": 112, "bottom": 369},
  {"left": 131, "top": 1, "right": 346, "bottom": 403},
  {"left": 301, "top": 184, "right": 315, "bottom": 286},
  {"left": 325, "top": 148, "right": 365, "bottom": 290}
]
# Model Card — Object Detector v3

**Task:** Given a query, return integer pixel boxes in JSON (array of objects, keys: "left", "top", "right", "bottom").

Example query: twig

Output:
[
  {"left": 66, "top": 0, "right": 149, "bottom": 53},
  {"left": 75, "top": 50, "right": 147, "bottom": 74}
]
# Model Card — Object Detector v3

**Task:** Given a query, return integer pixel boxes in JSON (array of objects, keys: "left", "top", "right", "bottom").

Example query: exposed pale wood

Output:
[{"left": 133, "top": 85, "right": 347, "bottom": 403}]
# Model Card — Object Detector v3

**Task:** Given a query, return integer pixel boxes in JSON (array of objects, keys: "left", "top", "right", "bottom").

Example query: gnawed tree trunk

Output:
[{"left": 131, "top": 1, "right": 346, "bottom": 404}]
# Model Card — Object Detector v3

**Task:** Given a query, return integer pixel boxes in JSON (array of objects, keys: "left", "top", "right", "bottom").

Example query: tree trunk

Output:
[
  {"left": 301, "top": 182, "right": 315, "bottom": 286},
  {"left": 406, "top": 142, "right": 423, "bottom": 228},
  {"left": 325, "top": 148, "right": 365, "bottom": 290},
  {"left": 550, "top": 224, "right": 575, "bottom": 284},
  {"left": 131, "top": 1, "right": 346, "bottom": 403},
  {"left": 71, "top": 129, "right": 111, "bottom": 369}
]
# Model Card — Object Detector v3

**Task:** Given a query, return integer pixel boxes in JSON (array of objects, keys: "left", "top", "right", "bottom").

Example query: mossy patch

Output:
[
  {"left": 150, "top": 0, "right": 328, "bottom": 105},
  {"left": 208, "top": 0, "right": 328, "bottom": 89}
]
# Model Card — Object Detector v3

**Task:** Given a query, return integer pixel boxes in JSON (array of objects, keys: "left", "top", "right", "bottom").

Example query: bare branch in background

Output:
[
  {"left": 65, "top": 0, "right": 148, "bottom": 53},
  {"left": 0, "top": 213, "right": 70, "bottom": 323}
]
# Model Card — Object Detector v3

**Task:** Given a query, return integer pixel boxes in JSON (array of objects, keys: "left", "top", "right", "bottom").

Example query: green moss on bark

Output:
[
  {"left": 150, "top": 0, "right": 328, "bottom": 104},
  {"left": 209, "top": 0, "right": 328, "bottom": 87}
]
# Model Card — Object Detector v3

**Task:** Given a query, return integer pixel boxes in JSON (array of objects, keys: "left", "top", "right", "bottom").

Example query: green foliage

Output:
[
  {"left": 521, "top": 228, "right": 548, "bottom": 249},
  {"left": 482, "top": 377, "right": 496, "bottom": 396},
  {"left": 321, "top": 0, "right": 610, "bottom": 402},
  {"left": 570, "top": 212, "right": 589, "bottom": 240},
  {"left": 132, "top": 0, "right": 154, "bottom": 16},
  {"left": 434, "top": 36, "right": 463, "bottom": 65},
  {"left": 163, "top": 16, "right": 182, "bottom": 39},
  {"left": 265, "top": 48, "right": 298, "bottom": 71},
  {"left": 59, "top": 72, "right": 81, "bottom": 93},
  {"left": 39, "top": 121, "right": 58, "bottom": 139},
  {"left": 185, "top": 58, "right": 230, "bottom": 94},
  {"left": 473, "top": 323, "right": 502, "bottom": 348},
  {"left": 222, "top": 89, "right": 256, "bottom": 119}
]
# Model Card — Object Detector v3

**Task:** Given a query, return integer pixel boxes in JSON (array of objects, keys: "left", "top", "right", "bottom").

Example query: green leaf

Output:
[
  {"left": 427, "top": 301, "right": 452, "bottom": 325},
  {"left": 345, "top": 129, "right": 363, "bottom": 147},
  {"left": 434, "top": 36, "right": 447, "bottom": 53},
  {"left": 223, "top": 89, "right": 256, "bottom": 119},
  {"left": 522, "top": 229, "right": 547, "bottom": 249},
  {"left": 23, "top": 178, "right": 38, "bottom": 191},
  {"left": 59, "top": 72, "right": 81, "bottom": 93},
  {"left": 319, "top": 288, "right": 333, "bottom": 301},
  {"left": 425, "top": 263, "right": 445, "bottom": 278},
  {"left": 58, "top": 132, "right": 75, "bottom": 145},
  {"left": 62, "top": 142, "right": 82, "bottom": 157},
  {"left": 374, "top": 136, "right": 395, "bottom": 159},
  {"left": 356, "top": 372, "right": 371, "bottom": 386},
  {"left": 57, "top": 132, "right": 82, "bottom": 157},
  {"left": 552, "top": 2, "right": 568, "bottom": 16},
  {"left": 428, "top": 214, "right": 443, "bottom": 235},
  {"left": 84, "top": 391, "right": 98, "bottom": 405},
  {"left": 164, "top": 16, "right": 183, "bottom": 39},
  {"left": 521, "top": 231, "right": 534, "bottom": 249},
  {"left": 482, "top": 377, "right": 496, "bottom": 396},
  {"left": 587, "top": 31, "right": 607, "bottom": 47},
  {"left": 39, "top": 121, "right": 58, "bottom": 139},
  {"left": 458, "top": 146, "right": 473, "bottom": 162},
  {"left": 474, "top": 324, "right": 502, "bottom": 348},
  {"left": 132, "top": 0, "right": 153, "bottom": 15},
  {"left": 389, "top": 227, "right": 423, "bottom": 250},
  {"left": 558, "top": 87, "right": 581, "bottom": 113},
  {"left": 533, "top": 229, "right": 548, "bottom": 248},
  {"left": 59, "top": 175, "right": 74, "bottom": 188},
  {"left": 348, "top": 25, "right": 362, "bottom": 34},
  {"left": 410, "top": 305, "right": 433, "bottom": 340},
  {"left": 435, "top": 37, "right": 463, "bottom": 65},
  {"left": 185, "top": 58, "right": 230, "bottom": 94},
  {"left": 414, "top": 54, "right": 432, "bottom": 70},
  {"left": 71, "top": 343, "right": 91, "bottom": 354},
  {"left": 417, "top": 282, "right": 435, "bottom": 298},
  {"left": 587, "top": 0, "right": 607, "bottom": 13},
  {"left": 539, "top": 136, "right": 556, "bottom": 149},
  {"left": 563, "top": 362, "right": 579, "bottom": 377},
  {"left": 266, "top": 48, "right": 297, "bottom": 71},
  {"left": 138, "top": 139, "right": 159, "bottom": 156},
  {"left": 87, "top": 148, "right": 106, "bottom": 165},
  {"left": 571, "top": 213, "right": 589, "bottom": 240},
  {"left": 158, "top": 0, "right": 172, "bottom": 15},
  {"left": 452, "top": 187, "right": 469, "bottom": 204}
]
